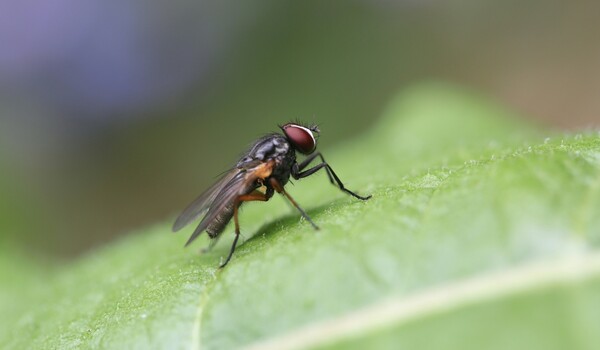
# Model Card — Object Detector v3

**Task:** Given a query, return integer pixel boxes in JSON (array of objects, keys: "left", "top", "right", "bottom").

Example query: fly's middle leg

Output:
[{"left": 269, "top": 177, "right": 319, "bottom": 230}]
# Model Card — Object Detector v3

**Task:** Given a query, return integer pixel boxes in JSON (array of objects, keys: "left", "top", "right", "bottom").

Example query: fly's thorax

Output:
[
  {"left": 271, "top": 136, "right": 291, "bottom": 158},
  {"left": 270, "top": 146, "right": 295, "bottom": 187},
  {"left": 241, "top": 134, "right": 290, "bottom": 163}
]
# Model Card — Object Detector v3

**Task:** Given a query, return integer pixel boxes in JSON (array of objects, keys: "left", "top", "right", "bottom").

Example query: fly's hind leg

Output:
[
  {"left": 219, "top": 190, "right": 271, "bottom": 268},
  {"left": 200, "top": 237, "right": 220, "bottom": 254}
]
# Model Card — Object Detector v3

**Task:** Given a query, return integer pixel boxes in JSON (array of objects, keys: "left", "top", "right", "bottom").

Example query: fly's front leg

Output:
[
  {"left": 292, "top": 153, "right": 371, "bottom": 201},
  {"left": 295, "top": 152, "right": 334, "bottom": 184}
]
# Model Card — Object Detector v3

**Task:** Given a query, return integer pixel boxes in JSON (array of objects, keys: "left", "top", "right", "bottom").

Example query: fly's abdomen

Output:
[{"left": 206, "top": 204, "right": 235, "bottom": 238}]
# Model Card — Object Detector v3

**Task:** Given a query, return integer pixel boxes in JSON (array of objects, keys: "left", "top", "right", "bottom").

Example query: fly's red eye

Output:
[{"left": 282, "top": 124, "right": 317, "bottom": 154}]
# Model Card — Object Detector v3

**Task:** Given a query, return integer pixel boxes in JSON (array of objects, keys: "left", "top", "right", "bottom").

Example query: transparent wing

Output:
[
  {"left": 184, "top": 160, "right": 273, "bottom": 246},
  {"left": 172, "top": 170, "right": 238, "bottom": 232}
]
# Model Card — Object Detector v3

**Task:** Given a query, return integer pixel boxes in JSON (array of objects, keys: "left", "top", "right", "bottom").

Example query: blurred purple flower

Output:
[{"left": 0, "top": 0, "right": 257, "bottom": 120}]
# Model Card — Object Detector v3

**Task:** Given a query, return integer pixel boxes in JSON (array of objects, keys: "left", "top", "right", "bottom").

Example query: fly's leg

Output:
[
  {"left": 200, "top": 238, "right": 220, "bottom": 254},
  {"left": 292, "top": 152, "right": 371, "bottom": 200},
  {"left": 295, "top": 152, "right": 335, "bottom": 184},
  {"left": 219, "top": 190, "right": 270, "bottom": 268},
  {"left": 269, "top": 178, "right": 319, "bottom": 230},
  {"left": 221, "top": 232, "right": 240, "bottom": 269}
]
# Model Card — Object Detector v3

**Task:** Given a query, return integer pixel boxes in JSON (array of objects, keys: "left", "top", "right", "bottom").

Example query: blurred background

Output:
[{"left": 1, "top": 0, "right": 599, "bottom": 258}]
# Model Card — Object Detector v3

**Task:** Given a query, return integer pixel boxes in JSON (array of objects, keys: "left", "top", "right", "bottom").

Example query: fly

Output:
[{"left": 172, "top": 122, "right": 371, "bottom": 267}]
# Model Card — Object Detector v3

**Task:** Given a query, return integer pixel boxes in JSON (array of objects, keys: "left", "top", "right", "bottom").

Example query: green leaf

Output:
[{"left": 1, "top": 83, "right": 599, "bottom": 349}]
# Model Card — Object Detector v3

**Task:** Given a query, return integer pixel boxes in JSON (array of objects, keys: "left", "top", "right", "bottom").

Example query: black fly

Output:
[{"left": 172, "top": 123, "right": 371, "bottom": 267}]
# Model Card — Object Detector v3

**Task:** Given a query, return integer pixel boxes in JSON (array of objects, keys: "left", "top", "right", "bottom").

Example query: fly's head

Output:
[{"left": 280, "top": 122, "right": 320, "bottom": 155}]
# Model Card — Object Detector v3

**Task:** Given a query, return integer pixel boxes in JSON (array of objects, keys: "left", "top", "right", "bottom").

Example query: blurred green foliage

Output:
[
  {"left": 1, "top": 84, "right": 599, "bottom": 349},
  {"left": 6, "top": 1, "right": 600, "bottom": 257}
]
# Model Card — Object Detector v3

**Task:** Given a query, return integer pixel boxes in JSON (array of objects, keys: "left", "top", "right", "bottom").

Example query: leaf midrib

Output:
[{"left": 242, "top": 252, "right": 600, "bottom": 350}]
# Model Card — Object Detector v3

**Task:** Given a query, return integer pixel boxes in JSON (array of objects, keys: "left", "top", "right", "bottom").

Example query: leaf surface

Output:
[{"left": 1, "top": 83, "right": 599, "bottom": 350}]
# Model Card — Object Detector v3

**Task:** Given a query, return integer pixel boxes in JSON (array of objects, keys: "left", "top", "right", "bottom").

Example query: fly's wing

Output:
[
  {"left": 172, "top": 170, "right": 238, "bottom": 232},
  {"left": 184, "top": 160, "right": 274, "bottom": 246}
]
